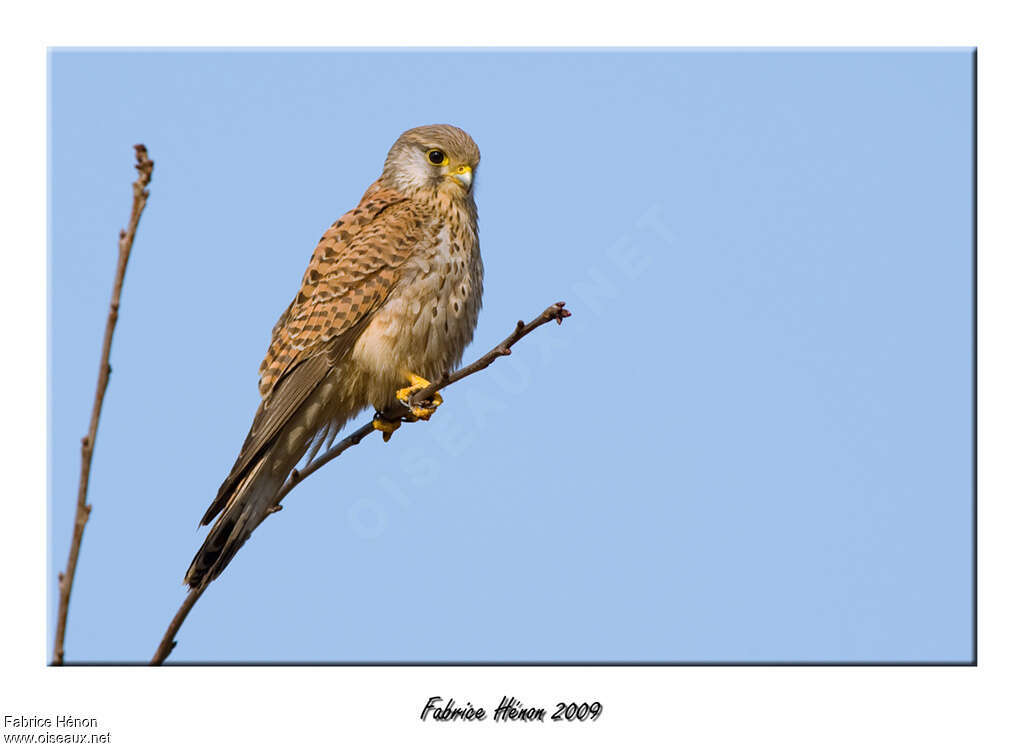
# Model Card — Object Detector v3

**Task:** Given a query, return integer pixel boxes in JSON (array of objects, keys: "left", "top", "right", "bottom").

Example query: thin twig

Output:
[
  {"left": 282, "top": 301, "right": 571, "bottom": 501},
  {"left": 150, "top": 301, "right": 570, "bottom": 665},
  {"left": 53, "top": 145, "right": 154, "bottom": 666},
  {"left": 150, "top": 585, "right": 205, "bottom": 665}
]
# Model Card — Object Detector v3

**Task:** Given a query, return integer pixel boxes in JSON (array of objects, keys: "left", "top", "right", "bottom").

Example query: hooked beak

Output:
[{"left": 448, "top": 164, "right": 473, "bottom": 190}]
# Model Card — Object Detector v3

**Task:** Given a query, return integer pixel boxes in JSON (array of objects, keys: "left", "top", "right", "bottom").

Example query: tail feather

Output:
[
  {"left": 184, "top": 453, "right": 282, "bottom": 588},
  {"left": 186, "top": 362, "right": 342, "bottom": 588}
]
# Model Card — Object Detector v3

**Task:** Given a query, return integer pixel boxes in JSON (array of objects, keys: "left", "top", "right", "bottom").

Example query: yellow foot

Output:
[
  {"left": 396, "top": 372, "right": 443, "bottom": 421},
  {"left": 372, "top": 415, "right": 401, "bottom": 443}
]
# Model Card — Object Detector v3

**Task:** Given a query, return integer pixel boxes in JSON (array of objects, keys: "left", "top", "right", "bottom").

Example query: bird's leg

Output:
[
  {"left": 397, "top": 372, "right": 443, "bottom": 421},
  {"left": 371, "top": 374, "right": 444, "bottom": 442},
  {"left": 372, "top": 411, "right": 402, "bottom": 442}
]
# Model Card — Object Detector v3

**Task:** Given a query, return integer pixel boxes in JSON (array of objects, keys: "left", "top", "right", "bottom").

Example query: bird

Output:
[{"left": 184, "top": 124, "right": 483, "bottom": 589}]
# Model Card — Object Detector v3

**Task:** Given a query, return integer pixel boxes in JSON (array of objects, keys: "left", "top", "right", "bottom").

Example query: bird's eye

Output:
[{"left": 427, "top": 149, "right": 447, "bottom": 165}]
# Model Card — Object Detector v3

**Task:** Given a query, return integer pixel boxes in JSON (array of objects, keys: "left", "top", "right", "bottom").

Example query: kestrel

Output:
[{"left": 185, "top": 124, "right": 482, "bottom": 588}]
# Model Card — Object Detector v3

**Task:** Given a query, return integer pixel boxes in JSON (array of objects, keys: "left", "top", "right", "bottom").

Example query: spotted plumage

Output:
[{"left": 185, "top": 124, "right": 483, "bottom": 588}]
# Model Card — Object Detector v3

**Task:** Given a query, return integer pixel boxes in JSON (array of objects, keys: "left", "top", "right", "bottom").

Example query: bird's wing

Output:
[
  {"left": 258, "top": 181, "right": 417, "bottom": 397},
  {"left": 200, "top": 183, "right": 429, "bottom": 525}
]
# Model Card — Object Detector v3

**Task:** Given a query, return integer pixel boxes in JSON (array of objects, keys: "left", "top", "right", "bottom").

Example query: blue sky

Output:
[{"left": 49, "top": 49, "right": 973, "bottom": 663}]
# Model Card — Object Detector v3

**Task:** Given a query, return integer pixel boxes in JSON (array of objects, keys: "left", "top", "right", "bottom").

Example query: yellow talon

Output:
[
  {"left": 372, "top": 416, "right": 401, "bottom": 442},
  {"left": 396, "top": 372, "right": 443, "bottom": 421},
  {"left": 395, "top": 373, "right": 431, "bottom": 402},
  {"left": 410, "top": 396, "right": 442, "bottom": 420}
]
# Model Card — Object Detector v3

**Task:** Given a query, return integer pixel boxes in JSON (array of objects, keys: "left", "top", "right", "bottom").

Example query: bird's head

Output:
[{"left": 381, "top": 124, "right": 480, "bottom": 199}]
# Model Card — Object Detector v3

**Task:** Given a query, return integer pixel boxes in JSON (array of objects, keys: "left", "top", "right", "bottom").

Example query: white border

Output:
[{"left": 4, "top": 2, "right": 1021, "bottom": 746}]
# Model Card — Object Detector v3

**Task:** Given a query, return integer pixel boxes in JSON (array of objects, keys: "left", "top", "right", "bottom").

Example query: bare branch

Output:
[
  {"left": 150, "top": 301, "right": 570, "bottom": 665},
  {"left": 150, "top": 585, "right": 205, "bottom": 665},
  {"left": 53, "top": 145, "right": 154, "bottom": 666},
  {"left": 282, "top": 301, "right": 571, "bottom": 500}
]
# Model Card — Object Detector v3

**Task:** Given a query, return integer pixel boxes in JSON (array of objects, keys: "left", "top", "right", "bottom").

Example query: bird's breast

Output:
[{"left": 350, "top": 217, "right": 482, "bottom": 405}]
